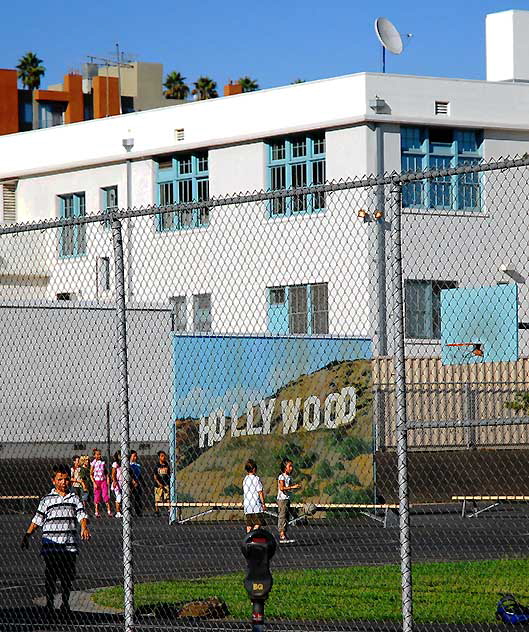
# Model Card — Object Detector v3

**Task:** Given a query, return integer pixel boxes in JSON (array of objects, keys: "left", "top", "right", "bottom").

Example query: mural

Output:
[{"left": 171, "top": 335, "right": 374, "bottom": 510}]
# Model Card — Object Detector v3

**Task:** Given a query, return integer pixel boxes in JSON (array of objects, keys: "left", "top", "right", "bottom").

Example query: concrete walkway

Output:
[{"left": 34, "top": 589, "right": 123, "bottom": 614}]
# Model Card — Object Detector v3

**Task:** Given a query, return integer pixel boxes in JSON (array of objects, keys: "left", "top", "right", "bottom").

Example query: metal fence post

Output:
[
  {"left": 390, "top": 177, "right": 413, "bottom": 632},
  {"left": 112, "top": 216, "right": 135, "bottom": 632}
]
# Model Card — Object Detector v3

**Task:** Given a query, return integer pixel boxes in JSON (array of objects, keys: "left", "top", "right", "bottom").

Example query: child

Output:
[
  {"left": 111, "top": 451, "right": 123, "bottom": 518},
  {"left": 70, "top": 455, "right": 83, "bottom": 500},
  {"left": 153, "top": 450, "right": 170, "bottom": 513},
  {"left": 78, "top": 455, "right": 91, "bottom": 509},
  {"left": 277, "top": 458, "right": 301, "bottom": 544},
  {"left": 129, "top": 450, "right": 143, "bottom": 517},
  {"left": 90, "top": 448, "right": 112, "bottom": 517},
  {"left": 243, "top": 459, "right": 266, "bottom": 533},
  {"left": 21, "top": 464, "right": 90, "bottom": 614}
]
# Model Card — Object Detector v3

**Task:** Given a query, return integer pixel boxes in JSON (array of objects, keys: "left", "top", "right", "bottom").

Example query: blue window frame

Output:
[
  {"left": 156, "top": 153, "right": 209, "bottom": 231},
  {"left": 267, "top": 133, "right": 326, "bottom": 217},
  {"left": 59, "top": 193, "right": 86, "bottom": 257},
  {"left": 101, "top": 185, "right": 118, "bottom": 228},
  {"left": 267, "top": 283, "right": 328, "bottom": 334},
  {"left": 401, "top": 127, "right": 482, "bottom": 211},
  {"left": 405, "top": 279, "right": 457, "bottom": 339}
]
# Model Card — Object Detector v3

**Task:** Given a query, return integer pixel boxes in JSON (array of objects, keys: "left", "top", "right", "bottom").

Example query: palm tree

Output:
[
  {"left": 192, "top": 77, "right": 218, "bottom": 100},
  {"left": 163, "top": 71, "right": 190, "bottom": 100},
  {"left": 238, "top": 76, "right": 259, "bottom": 92},
  {"left": 17, "top": 52, "right": 45, "bottom": 90}
]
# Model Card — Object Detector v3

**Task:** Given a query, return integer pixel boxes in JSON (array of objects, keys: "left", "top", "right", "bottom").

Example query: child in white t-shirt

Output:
[{"left": 242, "top": 459, "right": 266, "bottom": 533}]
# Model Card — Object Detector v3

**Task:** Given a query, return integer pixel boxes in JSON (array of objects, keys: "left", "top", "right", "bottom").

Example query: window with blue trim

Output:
[
  {"left": 405, "top": 279, "right": 457, "bottom": 339},
  {"left": 156, "top": 153, "right": 209, "bottom": 231},
  {"left": 267, "top": 133, "right": 326, "bottom": 217},
  {"left": 267, "top": 283, "right": 328, "bottom": 334},
  {"left": 101, "top": 185, "right": 118, "bottom": 228},
  {"left": 401, "top": 127, "right": 482, "bottom": 211},
  {"left": 59, "top": 193, "right": 86, "bottom": 257}
]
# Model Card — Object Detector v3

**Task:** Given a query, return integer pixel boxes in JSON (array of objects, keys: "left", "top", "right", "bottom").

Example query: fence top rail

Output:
[
  {"left": 375, "top": 381, "right": 529, "bottom": 388},
  {"left": 1, "top": 154, "right": 528, "bottom": 236}
]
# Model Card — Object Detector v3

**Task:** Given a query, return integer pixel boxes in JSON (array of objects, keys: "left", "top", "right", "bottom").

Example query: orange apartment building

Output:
[{"left": 0, "top": 63, "right": 245, "bottom": 136}]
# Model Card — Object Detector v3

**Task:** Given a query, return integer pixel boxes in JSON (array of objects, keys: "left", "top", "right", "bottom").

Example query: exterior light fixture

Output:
[
  {"left": 122, "top": 138, "right": 134, "bottom": 152},
  {"left": 357, "top": 209, "right": 369, "bottom": 220},
  {"left": 374, "top": 210, "right": 384, "bottom": 220}
]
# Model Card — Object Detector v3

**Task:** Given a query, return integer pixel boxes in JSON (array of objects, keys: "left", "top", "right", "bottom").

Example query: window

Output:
[
  {"left": 401, "top": 127, "right": 482, "bottom": 211},
  {"left": 267, "top": 132, "right": 326, "bottom": 217},
  {"left": 156, "top": 153, "right": 209, "bottom": 231},
  {"left": 98, "top": 257, "right": 111, "bottom": 292},
  {"left": 101, "top": 186, "right": 118, "bottom": 228},
  {"left": 38, "top": 102, "right": 66, "bottom": 128},
  {"left": 193, "top": 294, "right": 212, "bottom": 332},
  {"left": 405, "top": 280, "right": 457, "bottom": 339},
  {"left": 170, "top": 296, "right": 187, "bottom": 332},
  {"left": 59, "top": 193, "right": 86, "bottom": 257},
  {"left": 267, "top": 283, "right": 329, "bottom": 334}
]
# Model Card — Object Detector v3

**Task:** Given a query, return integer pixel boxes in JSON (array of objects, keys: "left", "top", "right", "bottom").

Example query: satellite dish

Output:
[{"left": 374, "top": 17, "right": 403, "bottom": 72}]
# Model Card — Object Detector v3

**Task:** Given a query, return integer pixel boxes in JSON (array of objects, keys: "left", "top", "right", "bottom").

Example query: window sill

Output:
[
  {"left": 268, "top": 209, "right": 326, "bottom": 220},
  {"left": 402, "top": 207, "right": 489, "bottom": 219},
  {"left": 405, "top": 338, "right": 441, "bottom": 345}
]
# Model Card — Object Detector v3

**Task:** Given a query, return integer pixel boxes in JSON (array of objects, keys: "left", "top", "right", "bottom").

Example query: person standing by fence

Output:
[
  {"left": 243, "top": 459, "right": 266, "bottom": 533},
  {"left": 90, "top": 448, "right": 112, "bottom": 517},
  {"left": 21, "top": 464, "right": 90, "bottom": 614},
  {"left": 111, "top": 451, "right": 123, "bottom": 518},
  {"left": 78, "top": 455, "right": 91, "bottom": 509},
  {"left": 153, "top": 450, "right": 170, "bottom": 513},
  {"left": 70, "top": 456, "right": 83, "bottom": 501},
  {"left": 277, "top": 458, "right": 301, "bottom": 544},
  {"left": 130, "top": 450, "right": 143, "bottom": 517}
]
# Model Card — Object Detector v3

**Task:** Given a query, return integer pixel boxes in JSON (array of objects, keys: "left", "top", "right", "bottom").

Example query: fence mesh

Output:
[{"left": 1, "top": 156, "right": 529, "bottom": 631}]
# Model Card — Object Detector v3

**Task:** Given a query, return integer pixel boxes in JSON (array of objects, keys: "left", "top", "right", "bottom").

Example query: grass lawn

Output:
[{"left": 93, "top": 558, "right": 529, "bottom": 623}]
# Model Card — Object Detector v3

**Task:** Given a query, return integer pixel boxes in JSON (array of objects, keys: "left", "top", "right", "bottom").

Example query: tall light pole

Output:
[{"left": 122, "top": 137, "right": 134, "bottom": 302}]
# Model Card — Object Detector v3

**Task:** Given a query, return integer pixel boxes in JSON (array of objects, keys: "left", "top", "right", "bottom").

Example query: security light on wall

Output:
[
  {"left": 374, "top": 210, "right": 384, "bottom": 220},
  {"left": 357, "top": 209, "right": 369, "bottom": 220}
]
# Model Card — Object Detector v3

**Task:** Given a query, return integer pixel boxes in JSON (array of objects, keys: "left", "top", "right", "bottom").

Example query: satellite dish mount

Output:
[{"left": 375, "top": 17, "right": 403, "bottom": 73}]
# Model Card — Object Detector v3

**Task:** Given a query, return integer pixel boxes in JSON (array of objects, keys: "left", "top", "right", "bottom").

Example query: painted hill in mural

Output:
[{"left": 174, "top": 359, "right": 374, "bottom": 507}]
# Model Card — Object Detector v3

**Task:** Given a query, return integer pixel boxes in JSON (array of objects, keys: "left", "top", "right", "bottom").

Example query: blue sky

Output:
[{"left": 2, "top": 0, "right": 529, "bottom": 91}]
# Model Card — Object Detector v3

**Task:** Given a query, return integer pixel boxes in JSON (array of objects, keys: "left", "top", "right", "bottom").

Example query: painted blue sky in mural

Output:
[{"left": 172, "top": 335, "right": 371, "bottom": 420}]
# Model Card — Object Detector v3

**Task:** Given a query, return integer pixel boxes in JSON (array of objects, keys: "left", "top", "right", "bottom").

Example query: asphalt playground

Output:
[{"left": 1, "top": 505, "right": 528, "bottom": 631}]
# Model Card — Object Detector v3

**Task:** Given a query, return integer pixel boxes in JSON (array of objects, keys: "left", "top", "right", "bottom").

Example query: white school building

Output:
[{"left": 1, "top": 9, "right": 529, "bottom": 368}]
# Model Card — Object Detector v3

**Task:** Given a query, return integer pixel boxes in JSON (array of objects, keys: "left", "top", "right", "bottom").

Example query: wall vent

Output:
[
  {"left": 175, "top": 128, "right": 185, "bottom": 141},
  {"left": 435, "top": 101, "right": 449, "bottom": 115},
  {"left": 2, "top": 181, "right": 17, "bottom": 224}
]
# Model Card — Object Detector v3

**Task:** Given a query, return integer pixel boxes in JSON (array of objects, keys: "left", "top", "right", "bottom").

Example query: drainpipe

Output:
[{"left": 122, "top": 138, "right": 134, "bottom": 301}]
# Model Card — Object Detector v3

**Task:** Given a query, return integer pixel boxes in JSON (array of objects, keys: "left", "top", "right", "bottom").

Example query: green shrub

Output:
[
  {"left": 336, "top": 437, "right": 371, "bottom": 460},
  {"left": 223, "top": 484, "right": 242, "bottom": 497},
  {"left": 297, "top": 452, "right": 317, "bottom": 468},
  {"left": 316, "top": 460, "right": 334, "bottom": 479}
]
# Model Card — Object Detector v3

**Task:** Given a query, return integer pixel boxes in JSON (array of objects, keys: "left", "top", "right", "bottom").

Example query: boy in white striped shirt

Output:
[{"left": 21, "top": 465, "right": 90, "bottom": 614}]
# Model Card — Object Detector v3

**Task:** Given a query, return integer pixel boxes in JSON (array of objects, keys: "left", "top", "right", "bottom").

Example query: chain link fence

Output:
[{"left": 1, "top": 155, "right": 529, "bottom": 631}]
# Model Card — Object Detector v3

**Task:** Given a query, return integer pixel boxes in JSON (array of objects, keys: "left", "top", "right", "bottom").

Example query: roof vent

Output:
[
  {"left": 435, "top": 101, "right": 449, "bottom": 115},
  {"left": 175, "top": 128, "right": 185, "bottom": 141}
]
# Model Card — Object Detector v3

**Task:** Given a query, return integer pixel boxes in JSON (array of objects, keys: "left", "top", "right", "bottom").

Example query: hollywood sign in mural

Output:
[{"left": 198, "top": 387, "right": 358, "bottom": 447}]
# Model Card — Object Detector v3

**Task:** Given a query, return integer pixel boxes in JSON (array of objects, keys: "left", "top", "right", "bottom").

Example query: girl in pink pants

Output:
[{"left": 90, "top": 448, "right": 112, "bottom": 517}]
